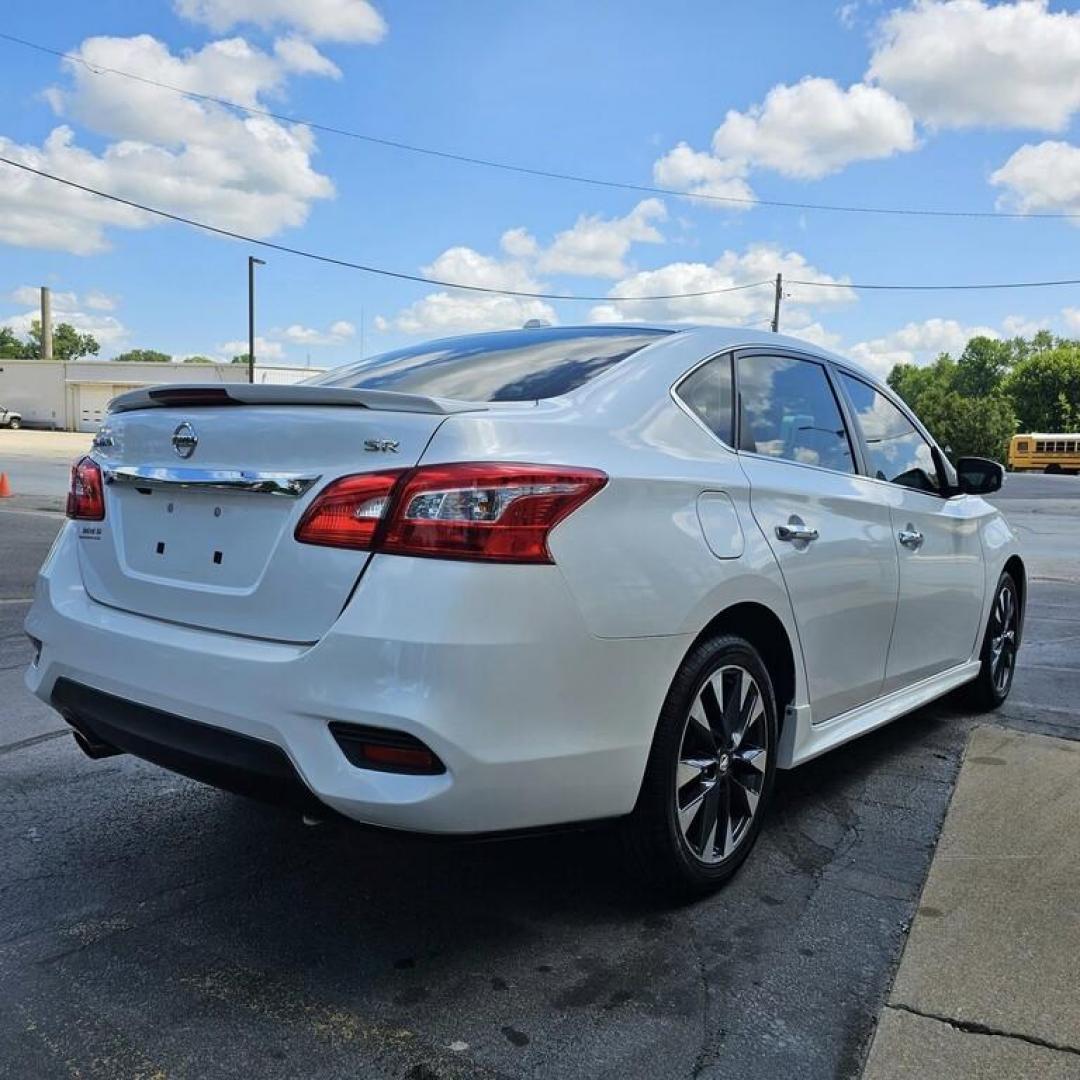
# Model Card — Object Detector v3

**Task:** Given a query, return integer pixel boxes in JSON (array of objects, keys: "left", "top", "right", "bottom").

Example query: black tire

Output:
[
  {"left": 624, "top": 634, "right": 778, "bottom": 896},
  {"left": 7, "top": 418, "right": 19, "bottom": 430},
  {"left": 962, "top": 571, "right": 1021, "bottom": 712}
]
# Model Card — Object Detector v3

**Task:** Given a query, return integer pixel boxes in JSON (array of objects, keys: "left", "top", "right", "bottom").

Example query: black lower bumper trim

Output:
[{"left": 51, "top": 678, "right": 327, "bottom": 814}]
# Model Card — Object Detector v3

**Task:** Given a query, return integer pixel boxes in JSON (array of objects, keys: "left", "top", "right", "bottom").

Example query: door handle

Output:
[
  {"left": 775, "top": 523, "right": 819, "bottom": 543},
  {"left": 898, "top": 527, "right": 924, "bottom": 550}
]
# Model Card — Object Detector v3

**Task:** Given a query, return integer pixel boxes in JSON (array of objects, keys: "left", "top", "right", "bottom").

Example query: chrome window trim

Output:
[
  {"left": 731, "top": 347, "right": 861, "bottom": 479},
  {"left": 669, "top": 349, "right": 737, "bottom": 452},
  {"left": 102, "top": 465, "right": 321, "bottom": 498},
  {"left": 830, "top": 365, "right": 956, "bottom": 502}
]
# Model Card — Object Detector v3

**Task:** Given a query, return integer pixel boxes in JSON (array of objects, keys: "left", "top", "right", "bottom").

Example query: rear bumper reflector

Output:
[{"left": 328, "top": 721, "right": 445, "bottom": 775}]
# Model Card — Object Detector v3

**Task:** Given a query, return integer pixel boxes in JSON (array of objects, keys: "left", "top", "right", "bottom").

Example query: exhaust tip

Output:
[{"left": 62, "top": 713, "right": 125, "bottom": 760}]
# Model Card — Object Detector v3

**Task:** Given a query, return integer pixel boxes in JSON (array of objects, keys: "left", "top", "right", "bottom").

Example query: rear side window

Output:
[
  {"left": 838, "top": 372, "right": 942, "bottom": 494},
  {"left": 676, "top": 354, "right": 733, "bottom": 444},
  {"left": 736, "top": 354, "right": 855, "bottom": 474},
  {"left": 310, "top": 327, "right": 670, "bottom": 402}
]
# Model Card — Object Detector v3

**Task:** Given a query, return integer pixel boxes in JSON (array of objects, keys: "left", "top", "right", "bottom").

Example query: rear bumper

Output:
[
  {"left": 53, "top": 678, "right": 328, "bottom": 814},
  {"left": 26, "top": 524, "right": 689, "bottom": 834}
]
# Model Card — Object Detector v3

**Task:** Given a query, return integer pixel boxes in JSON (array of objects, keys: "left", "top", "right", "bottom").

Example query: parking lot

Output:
[{"left": 1, "top": 433, "right": 1078, "bottom": 1079}]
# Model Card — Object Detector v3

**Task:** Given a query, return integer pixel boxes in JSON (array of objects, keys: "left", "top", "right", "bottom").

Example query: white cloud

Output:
[
  {"left": 868, "top": 0, "right": 1080, "bottom": 130},
  {"left": 84, "top": 290, "right": 118, "bottom": 311},
  {"left": 500, "top": 227, "right": 538, "bottom": 258},
  {"left": 175, "top": 0, "right": 387, "bottom": 43},
  {"left": 7, "top": 285, "right": 118, "bottom": 311},
  {"left": 847, "top": 318, "right": 999, "bottom": 377},
  {"left": 989, "top": 141, "right": 1080, "bottom": 219},
  {"left": 272, "top": 36, "right": 341, "bottom": 78},
  {"left": 1, "top": 305, "right": 128, "bottom": 350},
  {"left": 379, "top": 246, "right": 555, "bottom": 335},
  {"left": 1002, "top": 313, "right": 1049, "bottom": 338},
  {"left": 588, "top": 244, "right": 855, "bottom": 327},
  {"left": 537, "top": 199, "right": 667, "bottom": 278},
  {"left": 1, "top": 33, "right": 339, "bottom": 254},
  {"left": 278, "top": 320, "right": 356, "bottom": 345},
  {"left": 217, "top": 336, "right": 285, "bottom": 359},
  {"left": 1063, "top": 307, "right": 1080, "bottom": 334},
  {"left": 385, "top": 293, "right": 557, "bottom": 337},
  {"left": 653, "top": 143, "right": 755, "bottom": 204},
  {"left": 837, "top": 3, "right": 860, "bottom": 29},
  {"left": 653, "top": 77, "right": 916, "bottom": 203},
  {"left": 375, "top": 203, "right": 671, "bottom": 334},
  {"left": 709, "top": 78, "right": 916, "bottom": 180}
]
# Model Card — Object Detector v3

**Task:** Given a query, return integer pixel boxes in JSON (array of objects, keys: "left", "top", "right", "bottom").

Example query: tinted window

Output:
[
  {"left": 736, "top": 355, "right": 854, "bottom": 474},
  {"left": 838, "top": 372, "right": 941, "bottom": 493},
  {"left": 676, "top": 354, "right": 733, "bottom": 444},
  {"left": 310, "top": 327, "right": 669, "bottom": 402}
]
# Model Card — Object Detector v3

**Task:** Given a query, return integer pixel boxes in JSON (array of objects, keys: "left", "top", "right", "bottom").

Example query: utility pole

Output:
[
  {"left": 247, "top": 255, "right": 265, "bottom": 384},
  {"left": 40, "top": 286, "right": 53, "bottom": 360},
  {"left": 771, "top": 273, "right": 783, "bottom": 333}
]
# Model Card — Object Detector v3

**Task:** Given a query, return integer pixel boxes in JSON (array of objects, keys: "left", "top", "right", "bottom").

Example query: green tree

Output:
[
  {"left": 231, "top": 353, "right": 251, "bottom": 365},
  {"left": 182, "top": 355, "right": 216, "bottom": 364},
  {"left": 887, "top": 351, "right": 1015, "bottom": 460},
  {"left": 954, "top": 336, "right": 1013, "bottom": 397},
  {"left": 114, "top": 349, "right": 172, "bottom": 363},
  {"left": 0, "top": 326, "right": 32, "bottom": 358},
  {"left": 1002, "top": 346, "right": 1080, "bottom": 432},
  {"left": 27, "top": 320, "right": 99, "bottom": 361}
]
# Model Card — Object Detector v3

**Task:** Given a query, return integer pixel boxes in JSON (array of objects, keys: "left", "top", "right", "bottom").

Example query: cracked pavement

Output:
[{"left": 0, "top": 472, "right": 1077, "bottom": 1079}]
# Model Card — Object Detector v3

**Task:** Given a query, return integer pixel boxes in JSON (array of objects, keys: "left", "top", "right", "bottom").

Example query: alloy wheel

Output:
[
  {"left": 675, "top": 665, "right": 768, "bottom": 864},
  {"left": 989, "top": 582, "right": 1018, "bottom": 696}
]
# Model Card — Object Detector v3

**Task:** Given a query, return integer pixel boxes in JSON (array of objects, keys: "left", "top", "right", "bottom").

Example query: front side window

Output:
[
  {"left": 309, "top": 327, "right": 669, "bottom": 402},
  {"left": 676, "top": 354, "right": 733, "bottom": 444},
  {"left": 838, "top": 372, "right": 941, "bottom": 494},
  {"left": 736, "top": 354, "right": 855, "bottom": 474}
]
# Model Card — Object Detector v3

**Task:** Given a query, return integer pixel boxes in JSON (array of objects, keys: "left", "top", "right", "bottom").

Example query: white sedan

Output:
[{"left": 25, "top": 326, "right": 1024, "bottom": 892}]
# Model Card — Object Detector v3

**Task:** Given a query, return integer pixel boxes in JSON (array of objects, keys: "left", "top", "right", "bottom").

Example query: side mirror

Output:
[{"left": 955, "top": 456, "right": 1004, "bottom": 496}]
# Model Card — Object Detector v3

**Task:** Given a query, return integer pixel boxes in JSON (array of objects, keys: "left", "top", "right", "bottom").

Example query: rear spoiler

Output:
[{"left": 108, "top": 383, "right": 485, "bottom": 416}]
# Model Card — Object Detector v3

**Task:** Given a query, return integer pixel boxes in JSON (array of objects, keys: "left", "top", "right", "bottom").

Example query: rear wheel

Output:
[
  {"left": 963, "top": 572, "right": 1020, "bottom": 711},
  {"left": 625, "top": 635, "right": 777, "bottom": 895}
]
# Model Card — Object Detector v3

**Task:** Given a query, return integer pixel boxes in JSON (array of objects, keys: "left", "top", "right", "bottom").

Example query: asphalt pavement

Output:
[{"left": 0, "top": 460, "right": 1077, "bottom": 1079}]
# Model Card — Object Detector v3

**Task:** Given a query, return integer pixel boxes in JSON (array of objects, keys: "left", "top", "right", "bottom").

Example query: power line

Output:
[
  {"left": 8, "top": 156, "right": 1080, "bottom": 300},
  {"left": 0, "top": 156, "right": 771, "bottom": 302},
  {"left": 2, "top": 29, "right": 1078, "bottom": 223},
  {"left": 7, "top": 157, "right": 1080, "bottom": 300},
  {"left": 790, "top": 276, "right": 1080, "bottom": 292}
]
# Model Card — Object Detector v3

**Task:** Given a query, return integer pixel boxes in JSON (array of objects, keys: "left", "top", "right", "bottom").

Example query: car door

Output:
[
  {"left": 735, "top": 350, "right": 900, "bottom": 722},
  {"left": 834, "top": 370, "right": 986, "bottom": 692}
]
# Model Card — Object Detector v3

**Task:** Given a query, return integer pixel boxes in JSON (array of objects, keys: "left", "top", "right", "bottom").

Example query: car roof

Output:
[{"left": 545, "top": 322, "right": 883, "bottom": 386}]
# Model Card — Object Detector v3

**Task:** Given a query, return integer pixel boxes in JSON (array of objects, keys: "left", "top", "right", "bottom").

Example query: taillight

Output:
[
  {"left": 294, "top": 469, "right": 405, "bottom": 549},
  {"left": 381, "top": 463, "right": 607, "bottom": 563},
  {"left": 296, "top": 463, "right": 607, "bottom": 563},
  {"left": 67, "top": 456, "right": 105, "bottom": 520}
]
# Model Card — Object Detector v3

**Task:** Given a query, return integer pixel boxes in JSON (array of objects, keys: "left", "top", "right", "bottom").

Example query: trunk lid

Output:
[{"left": 79, "top": 389, "right": 462, "bottom": 642}]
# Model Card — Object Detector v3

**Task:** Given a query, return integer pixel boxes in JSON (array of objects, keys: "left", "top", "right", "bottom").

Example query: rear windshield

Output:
[{"left": 310, "top": 327, "right": 670, "bottom": 402}]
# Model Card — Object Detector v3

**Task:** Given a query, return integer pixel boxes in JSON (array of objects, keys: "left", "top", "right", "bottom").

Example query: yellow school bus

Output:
[{"left": 1007, "top": 433, "right": 1080, "bottom": 473}]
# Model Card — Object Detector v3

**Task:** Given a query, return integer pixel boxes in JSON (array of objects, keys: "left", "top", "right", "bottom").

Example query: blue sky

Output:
[{"left": 3, "top": 0, "right": 1080, "bottom": 376}]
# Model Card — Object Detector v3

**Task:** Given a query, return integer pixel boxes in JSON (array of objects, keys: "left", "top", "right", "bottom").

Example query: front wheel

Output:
[
  {"left": 624, "top": 635, "right": 778, "bottom": 895},
  {"left": 6, "top": 418, "right": 19, "bottom": 430},
  {"left": 962, "top": 572, "right": 1020, "bottom": 711}
]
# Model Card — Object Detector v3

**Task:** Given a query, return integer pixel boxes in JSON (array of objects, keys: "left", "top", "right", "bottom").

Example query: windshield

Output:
[{"left": 309, "top": 327, "right": 670, "bottom": 402}]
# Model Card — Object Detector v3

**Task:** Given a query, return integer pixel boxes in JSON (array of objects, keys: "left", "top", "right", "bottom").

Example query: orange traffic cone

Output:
[{"left": 0, "top": 472, "right": 11, "bottom": 498}]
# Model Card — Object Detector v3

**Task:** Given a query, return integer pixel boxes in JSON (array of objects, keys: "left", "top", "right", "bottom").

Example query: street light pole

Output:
[{"left": 248, "top": 256, "right": 265, "bottom": 384}]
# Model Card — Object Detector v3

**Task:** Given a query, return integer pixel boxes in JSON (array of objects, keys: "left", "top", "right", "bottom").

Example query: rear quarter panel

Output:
[{"left": 420, "top": 395, "right": 804, "bottom": 670}]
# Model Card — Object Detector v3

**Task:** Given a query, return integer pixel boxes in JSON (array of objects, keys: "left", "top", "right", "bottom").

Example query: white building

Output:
[{"left": 0, "top": 359, "right": 324, "bottom": 432}]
